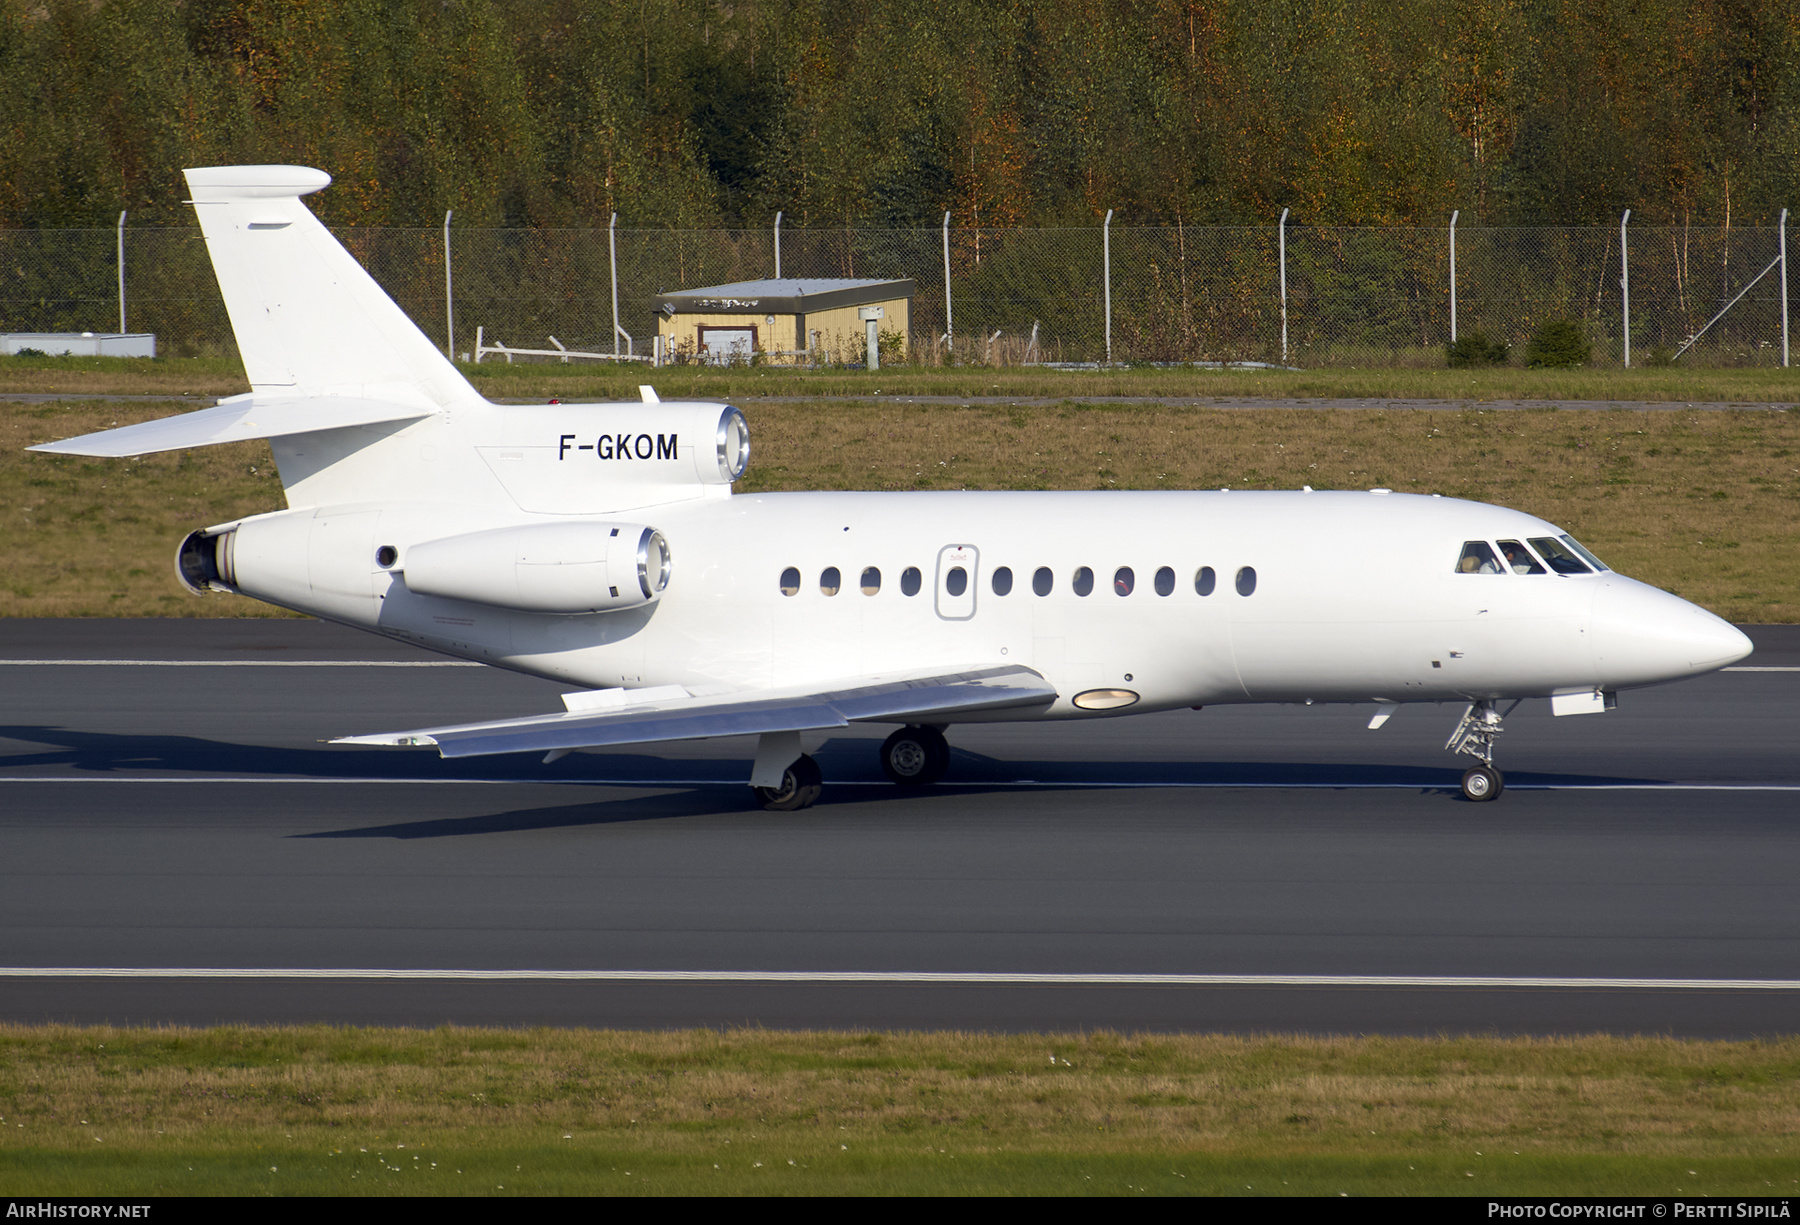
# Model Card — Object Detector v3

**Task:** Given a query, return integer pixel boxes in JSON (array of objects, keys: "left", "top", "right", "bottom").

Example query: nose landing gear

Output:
[{"left": 1446, "top": 699, "right": 1519, "bottom": 802}]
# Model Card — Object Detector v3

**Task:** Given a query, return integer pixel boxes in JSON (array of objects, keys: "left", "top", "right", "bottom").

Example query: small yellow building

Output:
[{"left": 652, "top": 278, "right": 913, "bottom": 365}]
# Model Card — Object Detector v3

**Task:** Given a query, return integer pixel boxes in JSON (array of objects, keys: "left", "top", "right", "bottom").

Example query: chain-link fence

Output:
[{"left": 1, "top": 220, "right": 1789, "bottom": 367}]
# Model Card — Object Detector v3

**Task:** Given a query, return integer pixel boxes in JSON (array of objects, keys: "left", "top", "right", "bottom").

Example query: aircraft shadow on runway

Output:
[{"left": 0, "top": 724, "right": 1677, "bottom": 840}]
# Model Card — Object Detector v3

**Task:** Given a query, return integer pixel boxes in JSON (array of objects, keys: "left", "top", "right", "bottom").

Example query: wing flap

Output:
[
  {"left": 27, "top": 395, "right": 434, "bottom": 458},
  {"left": 335, "top": 665, "right": 1056, "bottom": 759}
]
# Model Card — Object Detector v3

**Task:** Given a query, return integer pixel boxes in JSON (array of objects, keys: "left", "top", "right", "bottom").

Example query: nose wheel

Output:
[
  {"left": 881, "top": 726, "right": 949, "bottom": 786},
  {"left": 1446, "top": 700, "right": 1518, "bottom": 802}
]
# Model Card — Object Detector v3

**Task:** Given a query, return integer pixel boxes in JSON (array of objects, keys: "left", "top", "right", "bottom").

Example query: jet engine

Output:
[
  {"left": 400, "top": 520, "right": 671, "bottom": 614},
  {"left": 176, "top": 527, "right": 237, "bottom": 594}
]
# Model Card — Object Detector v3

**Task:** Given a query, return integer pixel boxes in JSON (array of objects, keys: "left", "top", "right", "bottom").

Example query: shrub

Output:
[
  {"left": 12, "top": 347, "right": 48, "bottom": 357},
  {"left": 1445, "top": 331, "right": 1509, "bottom": 368},
  {"left": 1525, "top": 318, "right": 1591, "bottom": 368}
]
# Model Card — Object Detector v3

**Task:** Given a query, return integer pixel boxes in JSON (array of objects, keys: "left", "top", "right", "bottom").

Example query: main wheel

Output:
[
  {"left": 753, "top": 753, "right": 823, "bottom": 811},
  {"left": 1460, "top": 764, "right": 1504, "bottom": 802},
  {"left": 880, "top": 726, "right": 950, "bottom": 786}
]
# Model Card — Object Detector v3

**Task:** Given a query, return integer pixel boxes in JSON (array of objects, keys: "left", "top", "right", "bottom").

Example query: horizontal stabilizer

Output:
[
  {"left": 335, "top": 665, "right": 1056, "bottom": 759},
  {"left": 28, "top": 396, "right": 434, "bottom": 458}
]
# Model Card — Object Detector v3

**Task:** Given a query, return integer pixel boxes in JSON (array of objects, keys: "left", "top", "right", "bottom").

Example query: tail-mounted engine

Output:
[
  {"left": 175, "top": 528, "right": 237, "bottom": 594},
  {"left": 400, "top": 520, "right": 672, "bottom": 614}
]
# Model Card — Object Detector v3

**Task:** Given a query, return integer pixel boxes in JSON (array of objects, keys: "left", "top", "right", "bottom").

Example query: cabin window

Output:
[
  {"left": 779, "top": 566, "right": 801, "bottom": 596},
  {"left": 1561, "top": 534, "right": 1610, "bottom": 571},
  {"left": 1195, "top": 566, "right": 1216, "bottom": 596},
  {"left": 1032, "top": 567, "right": 1054, "bottom": 596},
  {"left": 1113, "top": 566, "right": 1135, "bottom": 596},
  {"left": 992, "top": 566, "right": 1013, "bottom": 596},
  {"left": 1073, "top": 566, "right": 1094, "bottom": 597},
  {"left": 1235, "top": 566, "right": 1257, "bottom": 596},
  {"left": 861, "top": 566, "right": 881, "bottom": 595},
  {"left": 1154, "top": 566, "right": 1175, "bottom": 596},
  {"left": 1456, "top": 541, "right": 1502, "bottom": 574},
  {"left": 901, "top": 566, "right": 923, "bottom": 596},
  {"left": 1498, "top": 540, "right": 1545, "bottom": 574},
  {"left": 1528, "top": 537, "right": 1591, "bottom": 575},
  {"left": 820, "top": 566, "right": 841, "bottom": 595},
  {"left": 945, "top": 566, "right": 968, "bottom": 597}
]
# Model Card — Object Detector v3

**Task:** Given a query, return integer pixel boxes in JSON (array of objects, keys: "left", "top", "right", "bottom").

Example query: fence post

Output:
[
  {"left": 942, "top": 211, "right": 954, "bottom": 355},
  {"left": 774, "top": 211, "right": 783, "bottom": 279},
  {"left": 1448, "top": 210, "right": 1459, "bottom": 345},
  {"left": 443, "top": 210, "right": 455, "bottom": 360},
  {"left": 1782, "top": 208, "right": 1790, "bottom": 369},
  {"left": 116, "top": 210, "right": 127, "bottom": 334},
  {"left": 1103, "top": 209, "right": 1113, "bottom": 364},
  {"left": 1278, "top": 208, "right": 1289, "bottom": 365},
  {"left": 610, "top": 212, "right": 620, "bottom": 358},
  {"left": 1620, "top": 209, "right": 1631, "bottom": 368}
]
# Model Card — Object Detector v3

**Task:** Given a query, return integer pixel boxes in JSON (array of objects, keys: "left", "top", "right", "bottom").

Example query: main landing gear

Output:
[
  {"left": 1445, "top": 699, "right": 1520, "bottom": 802},
  {"left": 751, "top": 726, "right": 953, "bottom": 812},
  {"left": 752, "top": 753, "right": 823, "bottom": 811},
  {"left": 880, "top": 725, "right": 950, "bottom": 786}
]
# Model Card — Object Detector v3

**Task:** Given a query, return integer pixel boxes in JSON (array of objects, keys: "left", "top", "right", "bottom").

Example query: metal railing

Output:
[{"left": 1, "top": 215, "right": 1788, "bottom": 368}]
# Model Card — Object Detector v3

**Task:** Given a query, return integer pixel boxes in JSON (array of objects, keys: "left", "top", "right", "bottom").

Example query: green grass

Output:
[
  {"left": 465, "top": 359, "right": 1800, "bottom": 405},
  {"left": 3, "top": 1026, "right": 1798, "bottom": 1196},
  {"left": 4, "top": 351, "right": 1799, "bottom": 404}
]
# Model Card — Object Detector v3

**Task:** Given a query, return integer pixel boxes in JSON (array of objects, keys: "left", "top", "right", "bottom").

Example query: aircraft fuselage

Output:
[{"left": 213, "top": 487, "right": 1748, "bottom": 720}]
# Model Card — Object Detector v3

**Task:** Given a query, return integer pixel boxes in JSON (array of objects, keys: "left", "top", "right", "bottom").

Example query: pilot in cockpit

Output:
[{"left": 1457, "top": 541, "right": 1504, "bottom": 574}]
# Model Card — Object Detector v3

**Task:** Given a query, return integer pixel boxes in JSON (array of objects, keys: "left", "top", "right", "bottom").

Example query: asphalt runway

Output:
[{"left": 1, "top": 619, "right": 1797, "bottom": 1035}]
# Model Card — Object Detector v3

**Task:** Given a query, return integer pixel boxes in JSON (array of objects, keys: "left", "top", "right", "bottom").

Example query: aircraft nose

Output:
[{"left": 1590, "top": 578, "right": 1752, "bottom": 688}]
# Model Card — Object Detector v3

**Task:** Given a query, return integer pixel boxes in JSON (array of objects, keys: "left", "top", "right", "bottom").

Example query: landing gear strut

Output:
[
  {"left": 1445, "top": 699, "right": 1518, "bottom": 802},
  {"left": 880, "top": 725, "right": 949, "bottom": 786}
]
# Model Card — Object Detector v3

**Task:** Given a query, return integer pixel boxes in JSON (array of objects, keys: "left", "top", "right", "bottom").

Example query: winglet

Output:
[{"left": 640, "top": 385, "right": 661, "bottom": 404}]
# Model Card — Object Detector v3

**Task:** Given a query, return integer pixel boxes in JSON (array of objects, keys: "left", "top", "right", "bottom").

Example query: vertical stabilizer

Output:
[{"left": 184, "top": 166, "right": 478, "bottom": 410}]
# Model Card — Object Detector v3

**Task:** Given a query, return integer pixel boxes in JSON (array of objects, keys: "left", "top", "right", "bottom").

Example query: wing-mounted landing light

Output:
[{"left": 400, "top": 520, "right": 673, "bottom": 614}]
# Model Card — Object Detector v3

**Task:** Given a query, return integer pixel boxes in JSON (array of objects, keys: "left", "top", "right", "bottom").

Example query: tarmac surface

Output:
[{"left": 1, "top": 618, "right": 1796, "bottom": 1035}]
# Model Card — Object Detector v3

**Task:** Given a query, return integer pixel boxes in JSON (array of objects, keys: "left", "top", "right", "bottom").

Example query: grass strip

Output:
[
  {"left": 3, "top": 353, "right": 1799, "bottom": 404},
  {"left": 8, "top": 399, "right": 1796, "bottom": 622},
  {"left": 1, "top": 1026, "right": 1797, "bottom": 1196}
]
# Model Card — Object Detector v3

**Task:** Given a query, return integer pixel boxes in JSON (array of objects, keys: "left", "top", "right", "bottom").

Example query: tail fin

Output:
[{"left": 184, "top": 166, "right": 477, "bottom": 410}]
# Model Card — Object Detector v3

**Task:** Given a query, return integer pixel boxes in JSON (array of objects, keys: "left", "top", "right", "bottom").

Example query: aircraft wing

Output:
[
  {"left": 27, "top": 394, "right": 433, "bottom": 458},
  {"left": 334, "top": 664, "right": 1057, "bottom": 759}
]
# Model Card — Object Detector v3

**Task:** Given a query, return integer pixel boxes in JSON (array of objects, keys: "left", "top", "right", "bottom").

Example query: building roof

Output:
[{"left": 654, "top": 278, "right": 914, "bottom": 316}]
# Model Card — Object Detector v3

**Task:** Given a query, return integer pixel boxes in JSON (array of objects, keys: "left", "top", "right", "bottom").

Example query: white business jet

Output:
[{"left": 30, "top": 166, "right": 1752, "bottom": 805}]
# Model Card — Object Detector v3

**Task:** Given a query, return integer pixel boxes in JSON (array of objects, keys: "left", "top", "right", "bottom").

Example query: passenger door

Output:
[{"left": 934, "top": 544, "right": 978, "bottom": 620}]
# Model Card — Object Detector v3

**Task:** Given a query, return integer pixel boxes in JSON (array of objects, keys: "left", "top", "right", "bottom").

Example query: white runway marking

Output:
[
  {"left": 1, "top": 776, "right": 1798, "bottom": 791},
  {"left": 2, "top": 967, "right": 1798, "bottom": 990},
  {"left": 0, "top": 659, "right": 481, "bottom": 667},
  {"left": 1723, "top": 666, "right": 1800, "bottom": 672}
]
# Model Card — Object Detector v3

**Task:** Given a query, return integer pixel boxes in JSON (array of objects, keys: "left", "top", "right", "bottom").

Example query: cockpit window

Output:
[
  {"left": 1560, "top": 534, "right": 1610, "bottom": 572},
  {"left": 1456, "top": 541, "right": 1503, "bottom": 574},
  {"left": 1528, "top": 536, "right": 1591, "bottom": 574},
  {"left": 1497, "top": 540, "right": 1546, "bottom": 575}
]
